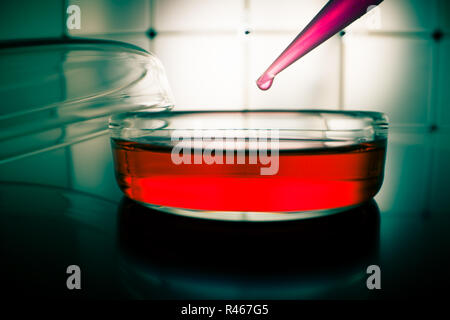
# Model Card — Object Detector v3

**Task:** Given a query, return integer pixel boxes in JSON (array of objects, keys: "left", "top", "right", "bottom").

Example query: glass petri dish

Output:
[
  {"left": 109, "top": 109, "right": 388, "bottom": 221},
  {"left": 0, "top": 39, "right": 173, "bottom": 164}
]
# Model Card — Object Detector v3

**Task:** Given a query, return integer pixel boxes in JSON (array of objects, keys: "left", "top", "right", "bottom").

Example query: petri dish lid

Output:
[{"left": 0, "top": 39, "right": 174, "bottom": 164}]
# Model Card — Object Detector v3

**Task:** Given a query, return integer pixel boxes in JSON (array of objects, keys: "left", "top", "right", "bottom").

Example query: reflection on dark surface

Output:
[
  {"left": 0, "top": 182, "right": 124, "bottom": 298},
  {"left": 117, "top": 198, "right": 381, "bottom": 299},
  {"left": 0, "top": 182, "right": 382, "bottom": 299},
  {"left": 3, "top": 182, "right": 450, "bottom": 299}
]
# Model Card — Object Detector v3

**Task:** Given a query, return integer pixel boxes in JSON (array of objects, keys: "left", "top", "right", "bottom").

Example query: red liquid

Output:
[{"left": 112, "top": 139, "right": 386, "bottom": 212}]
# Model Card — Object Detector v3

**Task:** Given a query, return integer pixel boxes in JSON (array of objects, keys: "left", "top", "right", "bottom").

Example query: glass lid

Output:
[{"left": 0, "top": 39, "right": 173, "bottom": 164}]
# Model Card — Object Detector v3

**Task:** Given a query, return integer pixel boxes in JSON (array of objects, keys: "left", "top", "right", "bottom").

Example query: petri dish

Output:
[
  {"left": 0, "top": 39, "right": 173, "bottom": 164},
  {"left": 109, "top": 109, "right": 388, "bottom": 221}
]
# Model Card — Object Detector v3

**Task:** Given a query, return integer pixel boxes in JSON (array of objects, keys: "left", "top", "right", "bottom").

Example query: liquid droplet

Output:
[{"left": 256, "top": 74, "right": 274, "bottom": 91}]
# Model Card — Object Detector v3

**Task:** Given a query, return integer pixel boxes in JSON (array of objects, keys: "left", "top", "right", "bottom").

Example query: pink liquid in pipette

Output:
[{"left": 257, "top": 0, "right": 383, "bottom": 90}]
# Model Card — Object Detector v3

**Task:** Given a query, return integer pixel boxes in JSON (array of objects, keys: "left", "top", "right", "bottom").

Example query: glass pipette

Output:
[{"left": 256, "top": 0, "right": 384, "bottom": 90}]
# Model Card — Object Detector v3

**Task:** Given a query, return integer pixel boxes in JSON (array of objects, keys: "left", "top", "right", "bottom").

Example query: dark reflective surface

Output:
[
  {"left": 0, "top": 182, "right": 124, "bottom": 298},
  {"left": 117, "top": 198, "right": 380, "bottom": 299},
  {"left": 1, "top": 180, "right": 450, "bottom": 299}
]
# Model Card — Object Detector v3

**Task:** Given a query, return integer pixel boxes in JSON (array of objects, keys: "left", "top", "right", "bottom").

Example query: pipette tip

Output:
[{"left": 256, "top": 74, "right": 274, "bottom": 91}]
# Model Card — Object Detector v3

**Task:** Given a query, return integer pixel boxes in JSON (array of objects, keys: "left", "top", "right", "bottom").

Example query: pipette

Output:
[{"left": 256, "top": 0, "right": 384, "bottom": 90}]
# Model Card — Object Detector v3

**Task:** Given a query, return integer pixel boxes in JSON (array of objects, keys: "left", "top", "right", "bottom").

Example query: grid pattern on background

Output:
[{"left": 0, "top": 0, "right": 449, "bottom": 215}]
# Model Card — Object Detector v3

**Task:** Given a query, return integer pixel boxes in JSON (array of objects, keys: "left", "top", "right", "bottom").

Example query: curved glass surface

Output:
[
  {"left": 109, "top": 110, "right": 388, "bottom": 220},
  {"left": 0, "top": 39, "right": 174, "bottom": 164}
]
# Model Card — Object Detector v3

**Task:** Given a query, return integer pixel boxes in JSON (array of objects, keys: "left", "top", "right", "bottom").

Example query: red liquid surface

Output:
[{"left": 112, "top": 139, "right": 386, "bottom": 212}]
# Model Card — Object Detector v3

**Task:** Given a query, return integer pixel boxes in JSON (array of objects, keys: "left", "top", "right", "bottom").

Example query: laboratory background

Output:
[{"left": 1, "top": 0, "right": 450, "bottom": 300}]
